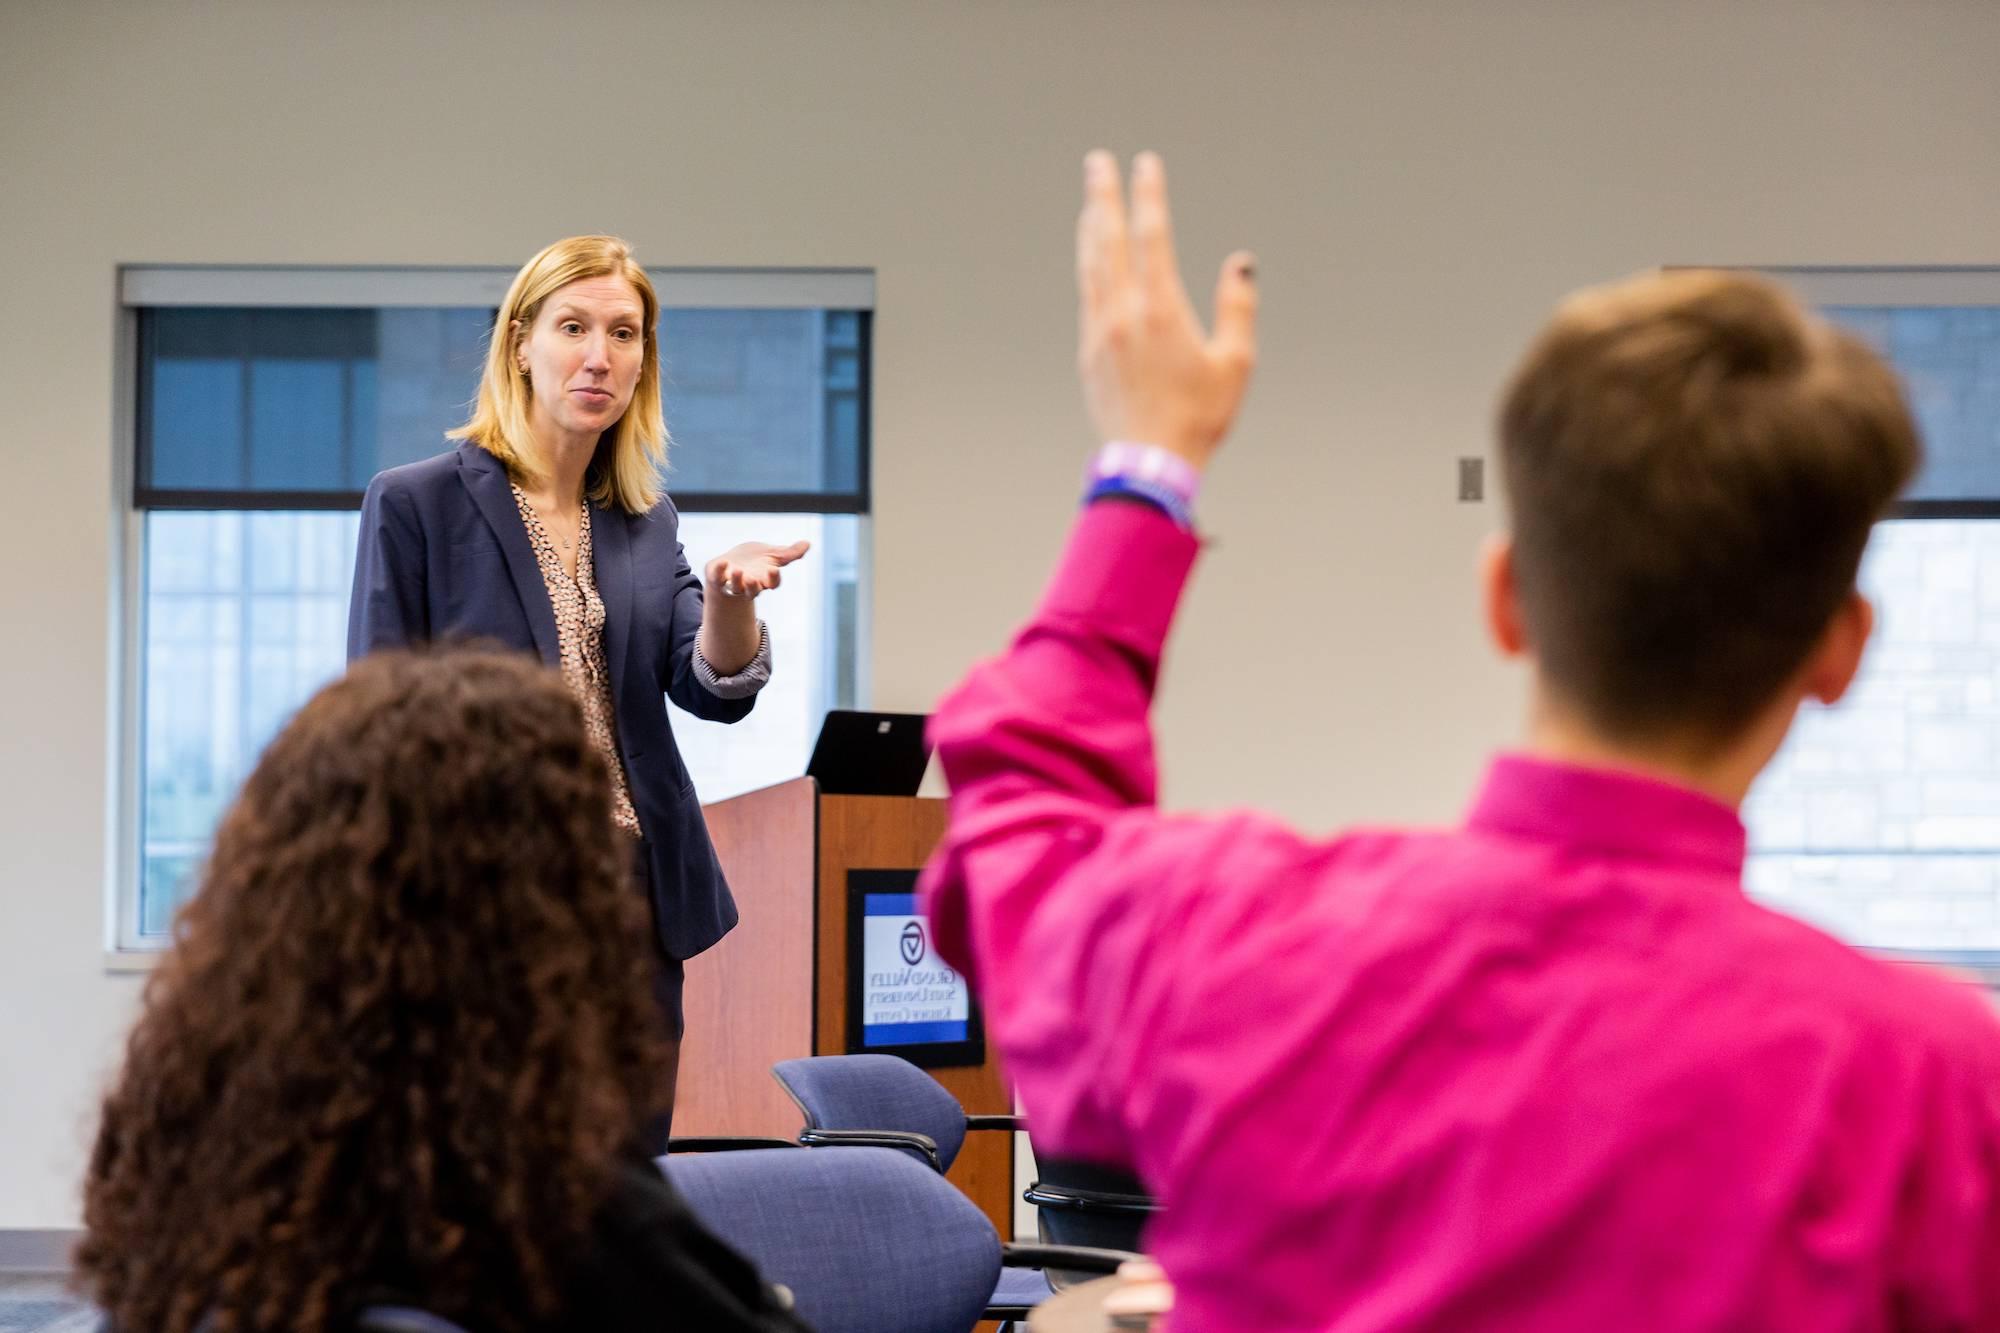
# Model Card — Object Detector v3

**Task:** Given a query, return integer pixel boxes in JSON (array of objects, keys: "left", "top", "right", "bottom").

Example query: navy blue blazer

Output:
[{"left": 346, "top": 441, "right": 752, "bottom": 960}]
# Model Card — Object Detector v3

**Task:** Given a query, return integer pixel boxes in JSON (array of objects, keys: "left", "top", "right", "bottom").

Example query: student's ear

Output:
[
  {"left": 1481, "top": 533, "right": 1529, "bottom": 659},
  {"left": 1804, "top": 591, "right": 1874, "bottom": 706}
]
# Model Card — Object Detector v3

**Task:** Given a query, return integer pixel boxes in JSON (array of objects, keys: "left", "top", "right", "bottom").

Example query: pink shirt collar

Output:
[{"left": 1465, "top": 753, "right": 1749, "bottom": 874}]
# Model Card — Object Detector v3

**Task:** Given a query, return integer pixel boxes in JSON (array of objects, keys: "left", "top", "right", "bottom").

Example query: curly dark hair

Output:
[{"left": 78, "top": 647, "right": 670, "bottom": 1333}]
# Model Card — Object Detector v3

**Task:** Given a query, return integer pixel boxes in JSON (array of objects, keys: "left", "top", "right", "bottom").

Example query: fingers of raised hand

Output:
[
  {"left": 1129, "top": 152, "right": 1188, "bottom": 312},
  {"left": 1210, "top": 249, "right": 1260, "bottom": 386},
  {"left": 1081, "top": 151, "right": 1202, "bottom": 357},
  {"left": 1078, "top": 149, "right": 1130, "bottom": 323}
]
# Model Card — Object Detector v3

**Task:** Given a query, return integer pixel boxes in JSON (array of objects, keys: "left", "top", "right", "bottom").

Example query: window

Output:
[
  {"left": 1741, "top": 271, "right": 2000, "bottom": 969},
  {"left": 118, "top": 267, "right": 873, "bottom": 949}
]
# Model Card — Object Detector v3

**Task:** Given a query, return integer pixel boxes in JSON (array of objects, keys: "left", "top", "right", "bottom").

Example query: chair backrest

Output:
[
  {"left": 663, "top": 1145, "right": 1000, "bottom": 1333},
  {"left": 1027, "top": 1156, "right": 1158, "bottom": 1271},
  {"left": 771, "top": 1055, "right": 969, "bottom": 1169}
]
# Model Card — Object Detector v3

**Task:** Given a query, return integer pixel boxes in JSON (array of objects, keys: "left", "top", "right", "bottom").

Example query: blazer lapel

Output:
[
  {"left": 593, "top": 498, "right": 636, "bottom": 708},
  {"left": 456, "top": 444, "right": 561, "bottom": 667}
]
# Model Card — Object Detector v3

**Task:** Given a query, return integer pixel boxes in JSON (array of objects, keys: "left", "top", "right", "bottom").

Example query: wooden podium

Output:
[{"left": 677, "top": 777, "right": 1014, "bottom": 1235}]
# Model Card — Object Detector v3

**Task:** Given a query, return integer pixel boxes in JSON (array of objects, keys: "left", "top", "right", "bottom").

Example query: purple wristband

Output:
[{"left": 1087, "top": 442, "right": 1201, "bottom": 509}]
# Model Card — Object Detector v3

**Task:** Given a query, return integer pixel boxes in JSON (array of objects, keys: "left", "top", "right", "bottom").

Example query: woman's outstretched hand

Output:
[{"left": 706, "top": 540, "right": 811, "bottom": 599}]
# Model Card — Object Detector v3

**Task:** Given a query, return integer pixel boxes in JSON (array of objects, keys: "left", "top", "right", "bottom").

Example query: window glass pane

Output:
[
  {"left": 141, "top": 304, "right": 869, "bottom": 502},
  {"left": 669, "top": 513, "right": 863, "bottom": 802},
  {"left": 249, "top": 359, "right": 346, "bottom": 489},
  {"left": 135, "top": 509, "right": 859, "bottom": 935},
  {"left": 141, "top": 308, "right": 490, "bottom": 497},
  {"left": 1827, "top": 305, "right": 2000, "bottom": 503},
  {"left": 149, "top": 313, "right": 245, "bottom": 491},
  {"left": 660, "top": 310, "right": 867, "bottom": 498},
  {"left": 368, "top": 309, "right": 491, "bottom": 479},
  {"left": 1745, "top": 520, "right": 2000, "bottom": 951},
  {"left": 138, "top": 511, "right": 360, "bottom": 934}
]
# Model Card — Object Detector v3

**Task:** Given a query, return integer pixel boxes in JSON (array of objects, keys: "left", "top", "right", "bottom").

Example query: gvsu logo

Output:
[{"left": 900, "top": 920, "right": 927, "bottom": 966}]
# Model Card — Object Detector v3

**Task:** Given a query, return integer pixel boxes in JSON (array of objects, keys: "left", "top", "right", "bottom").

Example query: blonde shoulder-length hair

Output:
[{"left": 449, "top": 235, "right": 669, "bottom": 514}]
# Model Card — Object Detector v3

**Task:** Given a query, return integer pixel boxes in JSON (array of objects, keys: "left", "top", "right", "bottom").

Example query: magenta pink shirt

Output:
[{"left": 919, "top": 501, "right": 2000, "bottom": 1331}]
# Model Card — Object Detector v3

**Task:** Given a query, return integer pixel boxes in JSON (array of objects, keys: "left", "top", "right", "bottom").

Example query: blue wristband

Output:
[{"left": 1084, "top": 475, "right": 1195, "bottom": 530}]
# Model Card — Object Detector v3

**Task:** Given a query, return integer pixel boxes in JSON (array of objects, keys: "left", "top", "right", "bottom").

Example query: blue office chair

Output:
[
  {"left": 770, "top": 1055, "right": 1147, "bottom": 1320},
  {"left": 662, "top": 1143, "right": 997, "bottom": 1333},
  {"left": 771, "top": 1054, "right": 1018, "bottom": 1176},
  {"left": 663, "top": 1143, "right": 1133, "bottom": 1333}
]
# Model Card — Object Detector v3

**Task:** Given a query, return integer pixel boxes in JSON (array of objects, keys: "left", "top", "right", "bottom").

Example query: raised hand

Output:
[
  {"left": 1076, "top": 150, "right": 1258, "bottom": 471},
  {"left": 706, "top": 540, "right": 811, "bottom": 599}
]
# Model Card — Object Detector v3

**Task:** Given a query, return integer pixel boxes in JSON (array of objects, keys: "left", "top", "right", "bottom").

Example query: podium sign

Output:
[{"left": 846, "top": 869, "right": 984, "bottom": 1066}]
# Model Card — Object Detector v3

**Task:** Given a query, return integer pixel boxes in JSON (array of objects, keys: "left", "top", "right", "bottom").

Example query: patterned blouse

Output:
[
  {"left": 511, "top": 486, "right": 645, "bottom": 835},
  {"left": 510, "top": 486, "right": 774, "bottom": 839}
]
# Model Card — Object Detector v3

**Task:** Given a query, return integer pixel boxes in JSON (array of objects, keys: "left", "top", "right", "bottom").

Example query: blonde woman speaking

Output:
[{"left": 348, "top": 235, "right": 807, "bottom": 1148}]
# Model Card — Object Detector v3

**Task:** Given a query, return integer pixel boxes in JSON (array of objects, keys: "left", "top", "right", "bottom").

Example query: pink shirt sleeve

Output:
[{"left": 918, "top": 500, "right": 1309, "bottom": 1167}]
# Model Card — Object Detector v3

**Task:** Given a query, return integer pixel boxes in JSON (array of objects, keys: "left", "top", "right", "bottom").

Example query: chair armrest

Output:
[
  {"left": 664, "top": 1136, "right": 802, "bottom": 1153},
  {"left": 1023, "top": 1181, "right": 1160, "bottom": 1214},
  {"left": 965, "top": 1114, "right": 1026, "bottom": 1133},
  {"left": 1001, "top": 1242, "right": 1146, "bottom": 1276},
  {"left": 797, "top": 1127, "right": 944, "bottom": 1172}
]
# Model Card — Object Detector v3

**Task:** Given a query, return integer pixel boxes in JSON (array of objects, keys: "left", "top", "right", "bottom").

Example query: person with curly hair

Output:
[{"left": 77, "top": 647, "right": 808, "bottom": 1333}]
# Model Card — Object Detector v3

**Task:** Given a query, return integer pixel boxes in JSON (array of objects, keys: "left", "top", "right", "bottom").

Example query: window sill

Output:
[{"left": 1867, "top": 949, "right": 2000, "bottom": 989}]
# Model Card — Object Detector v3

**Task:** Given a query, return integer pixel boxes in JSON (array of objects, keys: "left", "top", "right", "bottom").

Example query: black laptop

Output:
[{"left": 805, "top": 710, "right": 932, "bottom": 796}]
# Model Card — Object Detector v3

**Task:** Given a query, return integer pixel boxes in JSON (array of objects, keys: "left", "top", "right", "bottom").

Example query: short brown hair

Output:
[
  {"left": 1498, "top": 269, "right": 1921, "bottom": 749},
  {"left": 78, "top": 648, "right": 668, "bottom": 1333}
]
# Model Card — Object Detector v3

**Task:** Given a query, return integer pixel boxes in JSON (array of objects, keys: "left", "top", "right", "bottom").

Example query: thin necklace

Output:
[
  {"left": 514, "top": 482, "right": 581, "bottom": 553},
  {"left": 546, "top": 501, "right": 581, "bottom": 551}
]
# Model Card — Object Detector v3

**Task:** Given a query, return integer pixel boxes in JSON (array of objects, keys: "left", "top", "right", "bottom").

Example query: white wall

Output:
[{"left": 4, "top": 0, "right": 1999, "bottom": 1227}]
